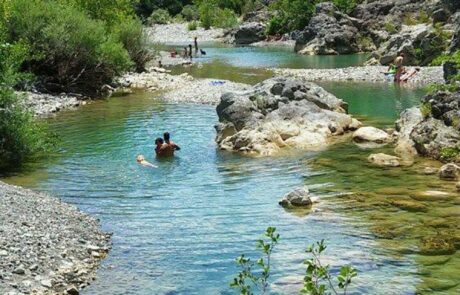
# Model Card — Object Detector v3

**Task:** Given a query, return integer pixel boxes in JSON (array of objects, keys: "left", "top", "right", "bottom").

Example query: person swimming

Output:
[
  {"left": 163, "top": 132, "right": 180, "bottom": 156},
  {"left": 136, "top": 154, "right": 157, "bottom": 168},
  {"left": 155, "top": 137, "right": 169, "bottom": 157}
]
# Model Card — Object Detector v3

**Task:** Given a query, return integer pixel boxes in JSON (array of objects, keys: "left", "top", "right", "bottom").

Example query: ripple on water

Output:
[{"left": 3, "top": 91, "right": 458, "bottom": 294}]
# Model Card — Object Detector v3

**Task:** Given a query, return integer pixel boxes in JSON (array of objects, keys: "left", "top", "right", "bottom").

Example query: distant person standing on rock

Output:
[
  {"left": 394, "top": 52, "right": 405, "bottom": 83},
  {"left": 194, "top": 37, "right": 198, "bottom": 54},
  {"left": 183, "top": 47, "right": 188, "bottom": 58}
]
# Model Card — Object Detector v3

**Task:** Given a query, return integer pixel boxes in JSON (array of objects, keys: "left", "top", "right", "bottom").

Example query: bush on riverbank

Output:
[
  {"left": 2, "top": 0, "right": 151, "bottom": 95},
  {"left": 0, "top": 42, "right": 55, "bottom": 171},
  {"left": 148, "top": 8, "right": 171, "bottom": 24},
  {"left": 197, "top": 1, "right": 239, "bottom": 29}
]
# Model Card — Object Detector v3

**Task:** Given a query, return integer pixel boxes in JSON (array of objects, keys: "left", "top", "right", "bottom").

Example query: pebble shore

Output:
[
  {"left": 22, "top": 92, "right": 86, "bottom": 117},
  {"left": 0, "top": 181, "right": 111, "bottom": 295},
  {"left": 273, "top": 66, "right": 444, "bottom": 86},
  {"left": 119, "top": 68, "right": 250, "bottom": 105},
  {"left": 146, "top": 24, "right": 225, "bottom": 44}
]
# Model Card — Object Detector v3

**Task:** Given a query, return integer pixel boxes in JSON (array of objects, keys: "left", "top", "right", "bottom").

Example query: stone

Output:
[
  {"left": 230, "top": 22, "right": 266, "bottom": 45},
  {"left": 0, "top": 249, "right": 7, "bottom": 256},
  {"left": 12, "top": 266, "right": 26, "bottom": 275},
  {"left": 439, "top": 163, "right": 460, "bottom": 180},
  {"left": 66, "top": 285, "right": 79, "bottom": 295},
  {"left": 41, "top": 279, "right": 53, "bottom": 288},
  {"left": 432, "top": 8, "right": 449, "bottom": 23},
  {"left": 293, "top": 3, "right": 367, "bottom": 55},
  {"left": 279, "top": 187, "right": 312, "bottom": 208},
  {"left": 420, "top": 236, "right": 456, "bottom": 255},
  {"left": 352, "top": 126, "right": 390, "bottom": 143},
  {"left": 456, "top": 182, "right": 460, "bottom": 192},
  {"left": 390, "top": 200, "right": 428, "bottom": 212},
  {"left": 215, "top": 77, "right": 356, "bottom": 155},
  {"left": 423, "top": 167, "right": 439, "bottom": 175},
  {"left": 368, "top": 153, "right": 401, "bottom": 167}
]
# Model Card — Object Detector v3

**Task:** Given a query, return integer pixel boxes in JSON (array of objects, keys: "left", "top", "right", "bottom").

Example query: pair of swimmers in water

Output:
[{"left": 136, "top": 132, "right": 180, "bottom": 168}]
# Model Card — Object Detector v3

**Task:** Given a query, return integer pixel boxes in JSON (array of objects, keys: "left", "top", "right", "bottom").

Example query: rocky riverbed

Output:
[
  {"left": 273, "top": 66, "right": 444, "bottom": 86},
  {"left": 0, "top": 181, "right": 111, "bottom": 295}
]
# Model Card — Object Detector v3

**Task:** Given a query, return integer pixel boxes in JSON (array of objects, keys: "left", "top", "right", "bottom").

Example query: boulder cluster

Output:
[{"left": 215, "top": 77, "right": 361, "bottom": 156}]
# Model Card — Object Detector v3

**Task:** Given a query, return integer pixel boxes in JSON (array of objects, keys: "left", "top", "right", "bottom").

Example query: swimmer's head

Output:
[
  {"left": 163, "top": 132, "right": 170, "bottom": 142},
  {"left": 155, "top": 137, "right": 164, "bottom": 145},
  {"left": 136, "top": 155, "right": 145, "bottom": 162}
]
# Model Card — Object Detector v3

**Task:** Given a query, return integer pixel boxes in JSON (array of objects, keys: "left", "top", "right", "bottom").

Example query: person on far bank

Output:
[
  {"left": 188, "top": 44, "right": 193, "bottom": 59},
  {"left": 394, "top": 52, "right": 405, "bottom": 83},
  {"left": 194, "top": 36, "right": 198, "bottom": 54}
]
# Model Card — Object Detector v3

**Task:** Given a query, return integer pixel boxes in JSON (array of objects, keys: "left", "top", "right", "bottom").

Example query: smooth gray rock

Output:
[
  {"left": 353, "top": 127, "right": 391, "bottom": 143},
  {"left": 231, "top": 22, "right": 266, "bottom": 45},
  {"left": 279, "top": 188, "right": 312, "bottom": 208},
  {"left": 368, "top": 153, "right": 401, "bottom": 167},
  {"left": 215, "top": 77, "right": 357, "bottom": 155},
  {"left": 439, "top": 163, "right": 460, "bottom": 180}
]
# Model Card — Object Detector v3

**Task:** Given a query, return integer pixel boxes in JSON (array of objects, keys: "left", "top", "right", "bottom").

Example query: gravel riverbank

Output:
[
  {"left": 273, "top": 66, "right": 444, "bottom": 86},
  {"left": 23, "top": 92, "right": 87, "bottom": 117},
  {"left": 119, "top": 69, "right": 251, "bottom": 105},
  {"left": 146, "top": 24, "right": 225, "bottom": 44},
  {"left": 0, "top": 181, "right": 111, "bottom": 295}
]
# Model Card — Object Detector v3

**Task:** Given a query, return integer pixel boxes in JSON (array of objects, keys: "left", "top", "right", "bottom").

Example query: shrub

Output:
[
  {"left": 136, "top": 0, "right": 188, "bottom": 20},
  {"left": 181, "top": 4, "right": 199, "bottom": 21},
  {"left": 114, "top": 18, "right": 153, "bottom": 72},
  {"left": 384, "top": 22, "right": 398, "bottom": 34},
  {"left": 231, "top": 227, "right": 358, "bottom": 295},
  {"left": 266, "top": 0, "right": 317, "bottom": 35},
  {"left": 420, "top": 102, "right": 432, "bottom": 118},
  {"left": 0, "top": 42, "right": 55, "bottom": 171},
  {"left": 213, "top": 8, "right": 238, "bottom": 29},
  {"left": 5, "top": 0, "right": 132, "bottom": 95},
  {"left": 187, "top": 21, "right": 198, "bottom": 31},
  {"left": 440, "top": 146, "right": 460, "bottom": 162},
  {"left": 332, "top": 0, "right": 361, "bottom": 14},
  {"left": 198, "top": 2, "right": 215, "bottom": 30},
  {"left": 148, "top": 8, "right": 171, "bottom": 25}
]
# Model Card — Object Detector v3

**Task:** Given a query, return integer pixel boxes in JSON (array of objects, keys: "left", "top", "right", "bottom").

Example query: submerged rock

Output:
[
  {"left": 215, "top": 76, "right": 357, "bottom": 156},
  {"left": 352, "top": 127, "right": 391, "bottom": 144},
  {"left": 420, "top": 236, "right": 457, "bottom": 256},
  {"left": 390, "top": 200, "right": 428, "bottom": 212},
  {"left": 368, "top": 153, "right": 401, "bottom": 167},
  {"left": 279, "top": 187, "right": 312, "bottom": 208},
  {"left": 439, "top": 163, "right": 460, "bottom": 180}
]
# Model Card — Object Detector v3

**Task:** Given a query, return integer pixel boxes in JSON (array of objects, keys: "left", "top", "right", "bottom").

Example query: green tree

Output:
[
  {"left": 0, "top": 41, "right": 55, "bottom": 171},
  {"left": 267, "top": 0, "right": 318, "bottom": 35}
]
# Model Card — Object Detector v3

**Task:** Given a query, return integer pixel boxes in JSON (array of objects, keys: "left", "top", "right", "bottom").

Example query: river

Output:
[{"left": 3, "top": 45, "right": 459, "bottom": 294}]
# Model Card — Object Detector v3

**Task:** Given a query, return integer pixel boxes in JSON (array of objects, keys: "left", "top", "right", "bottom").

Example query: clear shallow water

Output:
[
  {"left": 3, "top": 47, "right": 459, "bottom": 294},
  {"left": 168, "top": 44, "right": 369, "bottom": 84}
]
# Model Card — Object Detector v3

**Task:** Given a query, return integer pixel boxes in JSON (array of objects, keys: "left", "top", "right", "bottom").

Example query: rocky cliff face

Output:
[
  {"left": 395, "top": 90, "right": 460, "bottom": 161},
  {"left": 215, "top": 77, "right": 361, "bottom": 156},
  {"left": 292, "top": 0, "right": 459, "bottom": 66}
]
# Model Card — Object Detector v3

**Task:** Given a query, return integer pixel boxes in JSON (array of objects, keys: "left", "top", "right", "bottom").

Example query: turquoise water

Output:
[
  {"left": 3, "top": 47, "right": 459, "bottom": 294},
  {"left": 169, "top": 44, "right": 369, "bottom": 84}
]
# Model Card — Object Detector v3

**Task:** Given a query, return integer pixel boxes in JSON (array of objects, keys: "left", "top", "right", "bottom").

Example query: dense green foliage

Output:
[
  {"left": 231, "top": 227, "right": 358, "bottom": 295},
  {"left": 266, "top": 0, "right": 363, "bottom": 35},
  {"left": 148, "top": 8, "right": 171, "bottom": 24},
  {"left": 1, "top": 0, "right": 151, "bottom": 95},
  {"left": 197, "top": 1, "right": 238, "bottom": 29},
  {"left": 0, "top": 42, "right": 55, "bottom": 171},
  {"left": 181, "top": 4, "right": 199, "bottom": 21},
  {"left": 136, "top": 0, "right": 192, "bottom": 19},
  {"left": 267, "top": 0, "right": 317, "bottom": 35}
]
